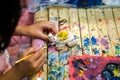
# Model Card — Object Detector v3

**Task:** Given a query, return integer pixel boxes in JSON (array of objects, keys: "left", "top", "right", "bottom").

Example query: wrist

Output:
[
  {"left": 15, "top": 25, "right": 29, "bottom": 36},
  {"left": 13, "top": 64, "right": 25, "bottom": 79}
]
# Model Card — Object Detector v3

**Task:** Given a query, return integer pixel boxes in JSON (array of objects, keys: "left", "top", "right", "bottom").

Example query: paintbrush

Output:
[{"left": 15, "top": 46, "right": 47, "bottom": 64}]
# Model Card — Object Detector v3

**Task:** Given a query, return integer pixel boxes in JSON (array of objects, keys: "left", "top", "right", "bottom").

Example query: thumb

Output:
[{"left": 39, "top": 32, "right": 48, "bottom": 41}]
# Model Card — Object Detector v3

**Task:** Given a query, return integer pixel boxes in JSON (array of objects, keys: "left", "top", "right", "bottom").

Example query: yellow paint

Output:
[
  {"left": 78, "top": 70, "right": 84, "bottom": 77},
  {"left": 57, "top": 30, "right": 69, "bottom": 41},
  {"left": 114, "top": 69, "right": 120, "bottom": 77}
]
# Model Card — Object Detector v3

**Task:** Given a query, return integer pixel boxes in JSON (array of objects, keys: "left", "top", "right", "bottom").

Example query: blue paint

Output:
[
  {"left": 115, "top": 45, "right": 120, "bottom": 55},
  {"left": 48, "top": 53, "right": 58, "bottom": 63},
  {"left": 74, "top": 35, "right": 78, "bottom": 39},
  {"left": 93, "top": 49, "right": 99, "bottom": 55},
  {"left": 91, "top": 36, "right": 97, "bottom": 45},
  {"left": 77, "top": 45, "right": 81, "bottom": 50},
  {"left": 115, "top": 45, "right": 120, "bottom": 50},
  {"left": 60, "top": 52, "right": 69, "bottom": 63},
  {"left": 83, "top": 37, "right": 90, "bottom": 46},
  {"left": 102, "top": 50, "right": 106, "bottom": 54}
]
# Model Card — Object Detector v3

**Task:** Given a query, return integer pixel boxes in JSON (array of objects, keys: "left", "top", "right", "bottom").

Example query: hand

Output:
[
  {"left": 16, "top": 47, "right": 45, "bottom": 77},
  {"left": 20, "top": 21, "right": 58, "bottom": 41}
]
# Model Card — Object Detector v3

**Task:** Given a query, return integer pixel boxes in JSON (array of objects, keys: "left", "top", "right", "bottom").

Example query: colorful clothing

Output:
[
  {"left": 0, "top": 50, "right": 11, "bottom": 76},
  {"left": 0, "top": 0, "right": 33, "bottom": 77}
]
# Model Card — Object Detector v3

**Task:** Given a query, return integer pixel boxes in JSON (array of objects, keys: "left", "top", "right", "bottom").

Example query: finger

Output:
[
  {"left": 38, "top": 32, "right": 48, "bottom": 40},
  {"left": 31, "top": 49, "right": 44, "bottom": 61},
  {"left": 37, "top": 59, "right": 45, "bottom": 72},
  {"left": 43, "top": 22, "right": 58, "bottom": 34},
  {"left": 22, "top": 47, "right": 36, "bottom": 57},
  {"left": 35, "top": 53, "right": 45, "bottom": 66}
]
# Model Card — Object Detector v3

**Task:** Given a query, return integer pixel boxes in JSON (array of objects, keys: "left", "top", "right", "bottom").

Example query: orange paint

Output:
[{"left": 38, "top": 70, "right": 43, "bottom": 77}]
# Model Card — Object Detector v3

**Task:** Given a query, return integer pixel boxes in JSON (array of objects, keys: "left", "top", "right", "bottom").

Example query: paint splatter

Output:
[
  {"left": 83, "top": 37, "right": 90, "bottom": 46},
  {"left": 80, "top": 26, "right": 86, "bottom": 30},
  {"left": 118, "top": 18, "right": 120, "bottom": 21},
  {"left": 91, "top": 36, "right": 97, "bottom": 45},
  {"left": 93, "top": 48, "right": 99, "bottom": 55},
  {"left": 33, "top": 39, "right": 45, "bottom": 50},
  {"left": 100, "top": 38, "right": 109, "bottom": 49},
  {"left": 99, "top": 18, "right": 102, "bottom": 22},
  {"left": 115, "top": 45, "right": 120, "bottom": 55}
]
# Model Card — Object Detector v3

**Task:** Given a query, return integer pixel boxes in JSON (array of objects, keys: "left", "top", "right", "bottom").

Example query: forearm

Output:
[{"left": 0, "top": 64, "right": 23, "bottom": 80}]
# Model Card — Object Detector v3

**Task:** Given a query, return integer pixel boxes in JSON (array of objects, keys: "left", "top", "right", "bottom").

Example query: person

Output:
[{"left": 0, "top": 0, "right": 57, "bottom": 80}]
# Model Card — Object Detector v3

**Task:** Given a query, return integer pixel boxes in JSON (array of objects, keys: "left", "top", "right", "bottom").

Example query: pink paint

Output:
[
  {"left": 100, "top": 38, "right": 109, "bottom": 49},
  {"left": 69, "top": 54, "right": 120, "bottom": 80},
  {"left": 106, "top": 21, "right": 108, "bottom": 24},
  {"left": 48, "top": 46, "right": 58, "bottom": 54},
  {"left": 60, "top": 26, "right": 70, "bottom": 31},
  {"left": 80, "top": 26, "right": 86, "bottom": 30},
  {"left": 33, "top": 39, "right": 45, "bottom": 50}
]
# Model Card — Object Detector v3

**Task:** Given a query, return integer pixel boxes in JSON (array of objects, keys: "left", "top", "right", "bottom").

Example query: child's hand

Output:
[
  {"left": 16, "top": 47, "right": 45, "bottom": 77},
  {"left": 20, "top": 21, "right": 57, "bottom": 41}
]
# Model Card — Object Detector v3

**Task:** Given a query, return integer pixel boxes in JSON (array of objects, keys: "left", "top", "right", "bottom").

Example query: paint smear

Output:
[
  {"left": 100, "top": 38, "right": 109, "bottom": 49},
  {"left": 91, "top": 36, "right": 97, "bottom": 45},
  {"left": 83, "top": 37, "right": 90, "bottom": 46}
]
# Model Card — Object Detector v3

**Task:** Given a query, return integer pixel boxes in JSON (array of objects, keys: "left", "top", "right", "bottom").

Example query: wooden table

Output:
[{"left": 31, "top": 7, "right": 120, "bottom": 80}]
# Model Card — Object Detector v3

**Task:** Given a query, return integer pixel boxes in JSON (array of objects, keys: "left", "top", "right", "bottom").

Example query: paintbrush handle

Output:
[
  {"left": 15, "top": 54, "right": 33, "bottom": 64},
  {"left": 15, "top": 47, "right": 47, "bottom": 64}
]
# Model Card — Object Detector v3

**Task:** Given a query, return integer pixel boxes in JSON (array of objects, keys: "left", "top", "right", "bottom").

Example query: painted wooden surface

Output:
[
  {"left": 32, "top": 7, "right": 120, "bottom": 80},
  {"left": 104, "top": 8, "right": 120, "bottom": 56},
  {"left": 87, "top": 9, "right": 101, "bottom": 56},
  {"left": 58, "top": 7, "right": 71, "bottom": 80},
  {"left": 113, "top": 8, "right": 120, "bottom": 42},
  {"left": 48, "top": 7, "right": 59, "bottom": 80},
  {"left": 69, "top": 8, "right": 82, "bottom": 56},
  {"left": 95, "top": 8, "right": 113, "bottom": 56},
  {"left": 78, "top": 9, "right": 92, "bottom": 55}
]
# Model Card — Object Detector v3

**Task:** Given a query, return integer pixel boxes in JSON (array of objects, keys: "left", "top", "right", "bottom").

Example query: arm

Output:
[
  {"left": 0, "top": 47, "right": 45, "bottom": 80},
  {"left": 14, "top": 21, "right": 57, "bottom": 41},
  {"left": 0, "top": 64, "right": 23, "bottom": 80}
]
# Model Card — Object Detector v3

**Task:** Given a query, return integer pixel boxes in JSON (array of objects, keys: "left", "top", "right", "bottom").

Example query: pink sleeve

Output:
[{"left": 9, "top": 3, "right": 34, "bottom": 47}]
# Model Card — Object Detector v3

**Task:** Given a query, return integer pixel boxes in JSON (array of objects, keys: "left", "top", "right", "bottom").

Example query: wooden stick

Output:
[{"left": 15, "top": 47, "right": 47, "bottom": 64}]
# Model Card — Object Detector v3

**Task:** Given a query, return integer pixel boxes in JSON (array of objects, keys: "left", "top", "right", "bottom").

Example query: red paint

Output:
[{"left": 118, "top": 18, "right": 120, "bottom": 21}]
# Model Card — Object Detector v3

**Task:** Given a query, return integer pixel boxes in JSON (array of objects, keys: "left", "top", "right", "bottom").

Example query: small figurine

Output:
[{"left": 48, "top": 30, "right": 79, "bottom": 50}]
